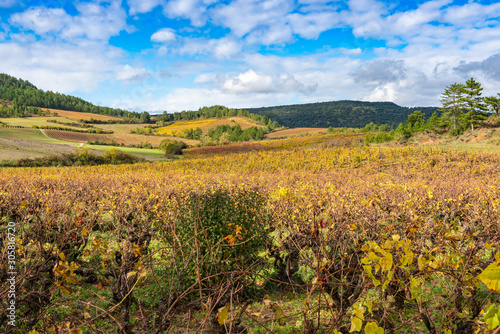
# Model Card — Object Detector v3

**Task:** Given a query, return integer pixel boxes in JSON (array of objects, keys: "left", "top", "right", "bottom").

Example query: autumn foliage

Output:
[{"left": 1, "top": 143, "right": 500, "bottom": 333}]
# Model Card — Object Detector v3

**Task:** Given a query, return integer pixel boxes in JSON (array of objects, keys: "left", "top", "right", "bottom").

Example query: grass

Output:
[
  {"left": 83, "top": 144, "right": 166, "bottom": 158},
  {"left": 0, "top": 128, "right": 76, "bottom": 145}
]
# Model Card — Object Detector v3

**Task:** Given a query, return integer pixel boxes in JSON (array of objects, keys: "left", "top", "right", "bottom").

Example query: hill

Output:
[
  {"left": 0, "top": 73, "right": 143, "bottom": 120},
  {"left": 246, "top": 100, "right": 439, "bottom": 128}
]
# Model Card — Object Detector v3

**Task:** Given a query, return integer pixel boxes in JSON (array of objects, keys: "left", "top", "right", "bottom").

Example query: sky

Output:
[{"left": 1, "top": 0, "right": 500, "bottom": 113}]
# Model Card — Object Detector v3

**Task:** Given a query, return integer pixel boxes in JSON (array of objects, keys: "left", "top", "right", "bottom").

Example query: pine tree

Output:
[
  {"left": 484, "top": 94, "right": 500, "bottom": 115},
  {"left": 440, "top": 83, "right": 465, "bottom": 131},
  {"left": 461, "top": 78, "right": 487, "bottom": 132}
]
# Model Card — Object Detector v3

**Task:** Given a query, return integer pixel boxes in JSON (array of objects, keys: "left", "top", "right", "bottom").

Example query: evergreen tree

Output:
[
  {"left": 461, "top": 78, "right": 488, "bottom": 132},
  {"left": 484, "top": 94, "right": 500, "bottom": 115},
  {"left": 440, "top": 83, "right": 465, "bottom": 131}
]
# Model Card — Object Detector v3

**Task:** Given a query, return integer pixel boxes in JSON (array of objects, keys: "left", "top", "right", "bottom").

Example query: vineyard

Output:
[
  {"left": 43, "top": 129, "right": 113, "bottom": 143},
  {"left": 1, "top": 143, "right": 500, "bottom": 333}
]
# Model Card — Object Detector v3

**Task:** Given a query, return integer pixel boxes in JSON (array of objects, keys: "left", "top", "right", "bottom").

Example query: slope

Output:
[{"left": 246, "top": 100, "right": 439, "bottom": 128}]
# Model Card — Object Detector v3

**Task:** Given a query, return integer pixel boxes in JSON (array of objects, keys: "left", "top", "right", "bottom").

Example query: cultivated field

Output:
[
  {"left": 156, "top": 116, "right": 265, "bottom": 136},
  {"left": 47, "top": 108, "right": 123, "bottom": 121},
  {"left": 264, "top": 127, "right": 327, "bottom": 138},
  {"left": 0, "top": 116, "right": 86, "bottom": 130},
  {"left": 44, "top": 129, "right": 113, "bottom": 143},
  {"left": 1, "top": 138, "right": 499, "bottom": 333}
]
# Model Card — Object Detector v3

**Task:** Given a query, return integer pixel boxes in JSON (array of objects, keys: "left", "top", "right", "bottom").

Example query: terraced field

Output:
[
  {"left": 156, "top": 117, "right": 265, "bottom": 136},
  {"left": 0, "top": 116, "right": 86, "bottom": 130},
  {"left": 44, "top": 129, "right": 113, "bottom": 143},
  {"left": 264, "top": 127, "right": 327, "bottom": 138},
  {"left": 47, "top": 108, "right": 123, "bottom": 121}
]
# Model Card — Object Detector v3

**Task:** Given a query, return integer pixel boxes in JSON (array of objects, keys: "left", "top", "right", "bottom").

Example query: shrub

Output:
[
  {"left": 159, "top": 139, "right": 187, "bottom": 155},
  {"left": 169, "top": 188, "right": 268, "bottom": 291}
]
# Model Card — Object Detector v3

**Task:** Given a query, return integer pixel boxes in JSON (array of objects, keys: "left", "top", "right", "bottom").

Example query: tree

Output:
[
  {"left": 440, "top": 83, "right": 465, "bottom": 131},
  {"left": 461, "top": 78, "right": 488, "bottom": 131},
  {"left": 484, "top": 94, "right": 500, "bottom": 115}
]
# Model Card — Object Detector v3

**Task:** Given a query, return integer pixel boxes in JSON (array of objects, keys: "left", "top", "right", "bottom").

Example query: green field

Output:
[
  {"left": 83, "top": 144, "right": 166, "bottom": 158},
  {"left": 0, "top": 128, "right": 76, "bottom": 144}
]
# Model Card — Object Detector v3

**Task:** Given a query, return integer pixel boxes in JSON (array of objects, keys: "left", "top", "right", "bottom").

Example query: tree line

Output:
[
  {"left": 0, "top": 73, "right": 143, "bottom": 120},
  {"left": 155, "top": 105, "right": 281, "bottom": 129},
  {"left": 247, "top": 100, "right": 439, "bottom": 128}
]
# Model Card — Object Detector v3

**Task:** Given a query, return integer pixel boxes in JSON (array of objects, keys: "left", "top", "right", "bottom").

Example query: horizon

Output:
[{"left": 1, "top": 0, "right": 499, "bottom": 113}]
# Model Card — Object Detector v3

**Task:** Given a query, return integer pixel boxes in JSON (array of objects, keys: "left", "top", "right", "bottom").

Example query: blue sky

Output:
[{"left": 1, "top": 0, "right": 500, "bottom": 112}]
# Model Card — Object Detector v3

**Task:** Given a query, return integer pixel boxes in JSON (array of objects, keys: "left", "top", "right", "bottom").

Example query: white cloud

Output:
[
  {"left": 116, "top": 64, "right": 149, "bottom": 82},
  {"left": 128, "top": 0, "right": 163, "bottom": 15},
  {"left": 151, "top": 28, "right": 176, "bottom": 42},
  {"left": 0, "top": 41, "right": 121, "bottom": 93},
  {"left": 179, "top": 37, "right": 241, "bottom": 59},
  {"left": 10, "top": 7, "right": 67, "bottom": 35},
  {"left": 9, "top": 0, "right": 130, "bottom": 42},
  {"left": 213, "top": 0, "right": 294, "bottom": 44},
  {"left": 163, "top": 0, "right": 211, "bottom": 27},
  {"left": 289, "top": 11, "right": 341, "bottom": 39}
]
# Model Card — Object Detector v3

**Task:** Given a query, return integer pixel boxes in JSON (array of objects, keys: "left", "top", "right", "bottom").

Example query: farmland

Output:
[
  {"left": 156, "top": 116, "right": 266, "bottom": 136},
  {"left": 1, "top": 139, "right": 500, "bottom": 333}
]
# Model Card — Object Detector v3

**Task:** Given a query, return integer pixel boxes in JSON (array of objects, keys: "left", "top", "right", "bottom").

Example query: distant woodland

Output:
[{"left": 247, "top": 101, "right": 439, "bottom": 128}]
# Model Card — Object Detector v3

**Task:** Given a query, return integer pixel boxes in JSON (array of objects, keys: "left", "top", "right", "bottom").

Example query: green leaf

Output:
[
  {"left": 478, "top": 261, "right": 500, "bottom": 292},
  {"left": 484, "top": 304, "right": 500, "bottom": 330}
]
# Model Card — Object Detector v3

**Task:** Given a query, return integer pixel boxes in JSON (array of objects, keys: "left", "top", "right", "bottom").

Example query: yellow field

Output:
[
  {"left": 47, "top": 108, "right": 122, "bottom": 121},
  {"left": 156, "top": 117, "right": 265, "bottom": 135},
  {"left": 264, "top": 127, "right": 327, "bottom": 138},
  {"left": 2, "top": 144, "right": 500, "bottom": 332}
]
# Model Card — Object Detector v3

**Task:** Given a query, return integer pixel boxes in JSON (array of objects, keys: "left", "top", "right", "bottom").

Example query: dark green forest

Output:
[
  {"left": 246, "top": 100, "right": 439, "bottom": 128},
  {"left": 0, "top": 73, "right": 142, "bottom": 119}
]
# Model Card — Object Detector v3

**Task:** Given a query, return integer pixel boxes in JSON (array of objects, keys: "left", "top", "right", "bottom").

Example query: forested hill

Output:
[
  {"left": 0, "top": 73, "right": 142, "bottom": 119},
  {"left": 246, "top": 101, "right": 439, "bottom": 128}
]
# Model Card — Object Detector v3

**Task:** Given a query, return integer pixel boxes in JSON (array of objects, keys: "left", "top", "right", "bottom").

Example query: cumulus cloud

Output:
[
  {"left": 179, "top": 37, "right": 241, "bottom": 59},
  {"left": 353, "top": 59, "right": 407, "bottom": 85},
  {"left": 116, "top": 64, "right": 149, "bottom": 82},
  {"left": 151, "top": 28, "right": 176, "bottom": 42},
  {"left": 9, "top": 0, "right": 130, "bottom": 41},
  {"left": 454, "top": 53, "right": 500, "bottom": 82},
  {"left": 128, "top": 0, "right": 163, "bottom": 15},
  {"left": 221, "top": 70, "right": 316, "bottom": 94},
  {"left": 0, "top": 41, "right": 121, "bottom": 93},
  {"left": 163, "top": 0, "right": 215, "bottom": 27}
]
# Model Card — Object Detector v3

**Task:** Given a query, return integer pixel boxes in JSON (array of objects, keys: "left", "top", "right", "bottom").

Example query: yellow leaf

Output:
[
  {"left": 83, "top": 312, "right": 91, "bottom": 319},
  {"left": 350, "top": 316, "right": 363, "bottom": 332},
  {"left": 364, "top": 321, "right": 384, "bottom": 334},
  {"left": 350, "top": 304, "right": 365, "bottom": 332},
  {"left": 478, "top": 261, "right": 500, "bottom": 292},
  {"left": 82, "top": 227, "right": 89, "bottom": 237},
  {"left": 59, "top": 252, "right": 66, "bottom": 261},
  {"left": 217, "top": 305, "right": 229, "bottom": 325},
  {"left": 364, "top": 300, "right": 373, "bottom": 315},
  {"left": 126, "top": 271, "right": 137, "bottom": 279},
  {"left": 418, "top": 256, "right": 428, "bottom": 271}
]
